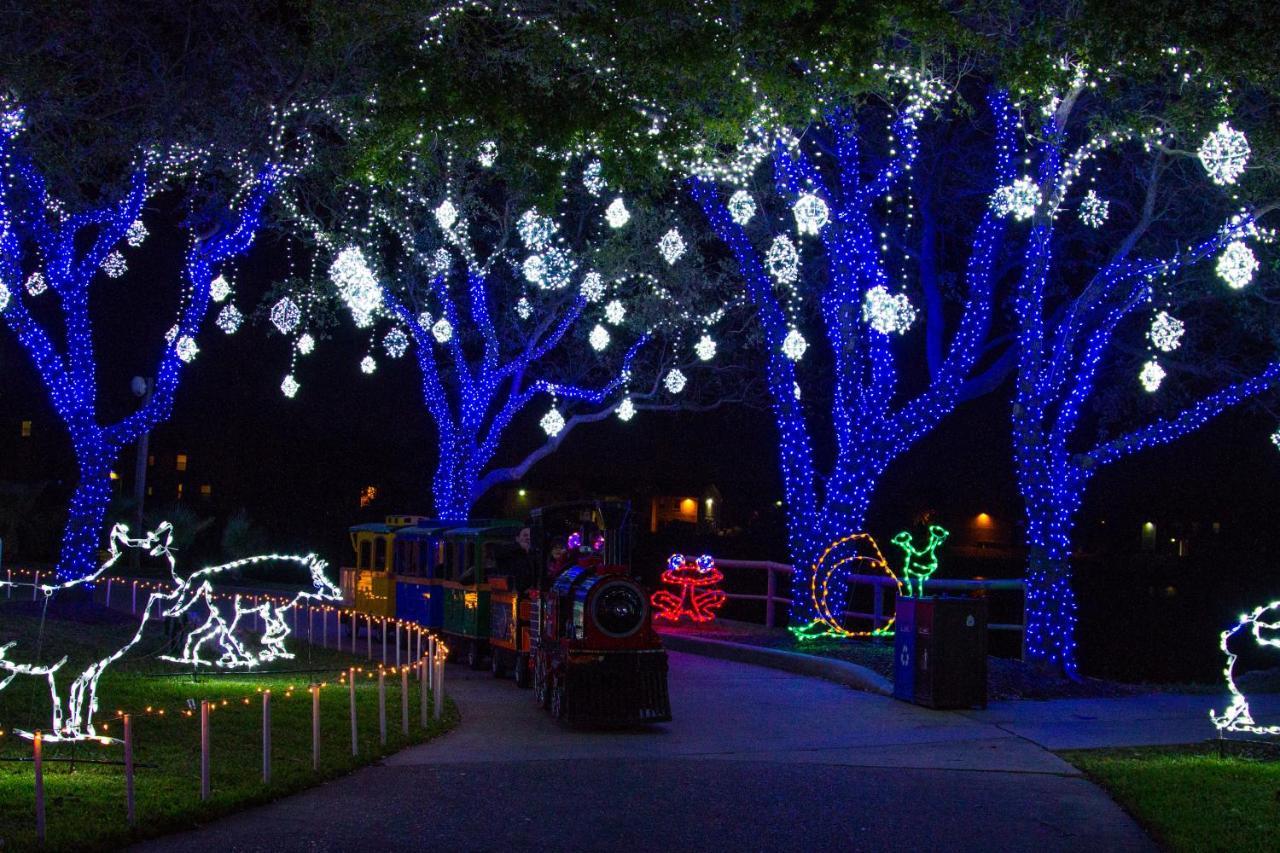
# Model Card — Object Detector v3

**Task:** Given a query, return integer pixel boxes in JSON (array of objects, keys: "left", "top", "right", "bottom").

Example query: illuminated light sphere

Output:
[
  {"left": 1217, "top": 240, "right": 1258, "bottom": 290},
  {"left": 604, "top": 299, "right": 626, "bottom": 325},
  {"left": 434, "top": 198, "right": 458, "bottom": 231},
  {"left": 540, "top": 407, "right": 566, "bottom": 437},
  {"left": 175, "top": 335, "right": 199, "bottom": 363},
  {"left": 0, "top": 280, "right": 12, "bottom": 312},
  {"left": 664, "top": 368, "right": 687, "bottom": 394},
  {"left": 1272, "top": 427, "right": 1280, "bottom": 451},
  {"left": 540, "top": 247, "right": 576, "bottom": 290},
  {"left": 418, "top": 311, "right": 433, "bottom": 330},
  {"left": 522, "top": 254, "right": 547, "bottom": 286},
  {"left": 580, "top": 271, "right": 605, "bottom": 302},
  {"left": 583, "top": 160, "right": 606, "bottom": 195},
  {"left": 658, "top": 228, "right": 686, "bottom": 265},
  {"left": 765, "top": 236, "right": 800, "bottom": 284},
  {"left": 101, "top": 251, "right": 127, "bottom": 278},
  {"left": 210, "top": 275, "right": 232, "bottom": 302},
  {"left": 384, "top": 327, "right": 409, "bottom": 359},
  {"left": 476, "top": 139, "right": 498, "bottom": 168},
  {"left": 1148, "top": 311, "right": 1185, "bottom": 352},
  {"left": 793, "top": 193, "right": 829, "bottom": 236},
  {"left": 1198, "top": 122, "right": 1251, "bottom": 186},
  {"left": 517, "top": 209, "right": 556, "bottom": 250},
  {"left": 782, "top": 328, "right": 808, "bottom": 361},
  {"left": 588, "top": 324, "right": 610, "bottom": 352},
  {"left": 430, "top": 247, "right": 452, "bottom": 277},
  {"left": 1078, "top": 190, "right": 1109, "bottom": 228},
  {"left": 125, "top": 220, "right": 148, "bottom": 247},
  {"left": 25, "top": 272, "right": 46, "bottom": 296},
  {"left": 360, "top": 355, "right": 377, "bottom": 375},
  {"left": 1139, "top": 358, "right": 1166, "bottom": 393},
  {"left": 515, "top": 296, "right": 533, "bottom": 320},
  {"left": 297, "top": 333, "right": 315, "bottom": 355},
  {"left": 431, "top": 317, "right": 453, "bottom": 343},
  {"left": 991, "top": 176, "right": 1041, "bottom": 221},
  {"left": 616, "top": 397, "right": 636, "bottom": 422},
  {"left": 728, "top": 190, "right": 756, "bottom": 225},
  {"left": 270, "top": 296, "right": 302, "bottom": 334},
  {"left": 215, "top": 304, "right": 243, "bottom": 335},
  {"left": 329, "top": 246, "right": 383, "bottom": 327},
  {"left": 694, "top": 333, "right": 716, "bottom": 361},
  {"left": 281, "top": 374, "right": 300, "bottom": 398},
  {"left": 862, "top": 285, "right": 918, "bottom": 335},
  {"left": 604, "top": 197, "right": 630, "bottom": 228}
]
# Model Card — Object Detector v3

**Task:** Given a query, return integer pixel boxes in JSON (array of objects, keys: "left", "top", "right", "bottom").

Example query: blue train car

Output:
[{"left": 392, "top": 521, "right": 461, "bottom": 629}]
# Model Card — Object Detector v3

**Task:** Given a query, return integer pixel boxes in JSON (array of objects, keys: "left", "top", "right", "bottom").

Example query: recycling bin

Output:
[{"left": 894, "top": 596, "right": 988, "bottom": 710}]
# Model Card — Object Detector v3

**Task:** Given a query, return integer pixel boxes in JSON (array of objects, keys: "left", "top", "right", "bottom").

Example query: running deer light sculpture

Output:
[{"left": 0, "top": 521, "right": 340, "bottom": 742}]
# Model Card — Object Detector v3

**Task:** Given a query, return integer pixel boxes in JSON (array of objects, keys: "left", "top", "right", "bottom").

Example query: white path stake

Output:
[
  {"left": 32, "top": 571, "right": 38, "bottom": 601},
  {"left": 124, "top": 714, "right": 136, "bottom": 826},
  {"left": 262, "top": 691, "right": 272, "bottom": 785},
  {"left": 366, "top": 615, "right": 372, "bottom": 660},
  {"left": 395, "top": 622, "right": 401, "bottom": 667},
  {"left": 381, "top": 618, "right": 387, "bottom": 664},
  {"left": 434, "top": 654, "right": 444, "bottom": 720},
  {"left": 131, "top": 580, "right": 137, "bottom": 614},
  {"left": 378, "top": 670, "right": 387, "bottom": 746},
  {"left": 348, "top": 668, "right": 358, "bottom": 756},
  {"left": 400, "top": 667, "right": 409, "bottom": 736},
  {"left": 106, "top": 577, "right": 113, "bottom": 608},
  {"left": 308, "top": 606, "right": 314, "bottom": 643},
  {"left": 419, "top": 659, "right": 428, "bottom": 727},
  {"left": 6, "top": 569, "right": 11, "bottom": 598},
  {"left": 322, "top": 609, "right": 328, "bottom": 648},
  {"left": 311, "top": 685, "right": 321, "bottom": 770},
  {"left": 34, "top": 730, "right": 45, "bottom": 843},
  {"left": 200, "top": 700, "right": 211, "bottom": 800}
]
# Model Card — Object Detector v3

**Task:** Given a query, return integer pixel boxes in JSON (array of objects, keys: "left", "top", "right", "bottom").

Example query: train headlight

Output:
[{"left": 592, "top": 581, "right": 646, "bottom": 638}]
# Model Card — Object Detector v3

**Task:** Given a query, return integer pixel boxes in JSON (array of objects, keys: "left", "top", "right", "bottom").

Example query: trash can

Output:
[{"left": 895, "top": 597, "right": 987, "bottom": 710}]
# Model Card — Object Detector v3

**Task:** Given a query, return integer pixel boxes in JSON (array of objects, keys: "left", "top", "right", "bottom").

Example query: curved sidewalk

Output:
[{"left": 133, "top": 652, "right": 1154, "bottom": 852}]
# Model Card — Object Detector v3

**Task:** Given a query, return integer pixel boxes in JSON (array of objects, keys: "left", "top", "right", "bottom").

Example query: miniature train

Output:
[{"left": 340, "top": 500, "right": 671, "bottom": 724}]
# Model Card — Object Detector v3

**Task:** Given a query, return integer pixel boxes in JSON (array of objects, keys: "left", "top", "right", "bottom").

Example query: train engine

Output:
[{"left": 528, "top": 501, "right": 671, "bottom": 724}]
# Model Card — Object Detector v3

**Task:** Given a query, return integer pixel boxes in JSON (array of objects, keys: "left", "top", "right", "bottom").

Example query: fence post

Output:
[
  {"left": 311, "top": 685, "right": 320, "bottom": 770},
  {"left": 34, "top": 730, "right": 45, "bottom": 843},
  {"left": 106, "top": 577, "right": 113, "bottom": 608},
  {"left": 419, "top": 659, "right": 428, "bottom": 727},
  {"left": 400, "top": 667, "right": 409, "bottom": 735},
  {"left": 124, "top": 714, "right": 136, "bottom": 826},
  {"left": 381, "top": 618, "right": 387, "bottom": 664},
  {"left": 322, "top": 609, "right": 328, "bottom": 648},
  {"left": 433, "top": 654, "right": 444, "bottom": 720},
  {"left": 765, "top": 569, "right": 776, "bottom": 629},
  {"left": 200, "top": 701, "right": 211, "bottom": 800},
  {"left": 348, "top": 667, "right": 358, "bottom": 756},
  {"left": 366, "top": 615, "right": 372, "bottom": 660},
  {"left": 378, "top": 669, "right": 387, "bottom": 746},
  {"left": 131, "top": 580, "right": 137, "bottom": 614},
  {"left": 262, "top": 691, "right": 272, "bottom": 785},
  {"left": 395, "top": 622, "right": 401, "bottom": 667}
]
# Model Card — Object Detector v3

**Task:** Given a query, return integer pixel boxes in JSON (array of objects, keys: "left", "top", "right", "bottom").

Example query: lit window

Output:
[
  {"left": 20, "top": 420, "right": 31, "bottom": 437},
  {"left": 176, "top": 454, "right": 188, "bottom": 472},
  {"left": 200, "top": 484, "right": 212, "bottom": 497}
]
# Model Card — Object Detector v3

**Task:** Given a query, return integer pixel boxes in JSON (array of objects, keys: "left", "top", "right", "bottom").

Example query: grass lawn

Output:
[
  {"left": 0, "top": 598, "right": 458, "bottom": 851},
  {"left": 1061, "top": 743, "right": 1280, "bottom": 852}
]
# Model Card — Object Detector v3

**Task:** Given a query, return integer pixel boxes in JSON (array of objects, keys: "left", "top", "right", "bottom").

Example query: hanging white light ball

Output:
[
  {"left": 384, "top": 328, "right": 409, "bottom": 359},
  {"left": 657, "top": 228, "right": 686, "bottom": 265},
  {"left": 476, "top": 139, "right": 498, "bottom": 168},
  {"left": 604, "top": 299, "right": 626, "bottom": 325},
  {"left": 1079, "top": 190, "right": 1109, "bottom": 228},
  {"left": 1271, "top": 427, "right": 1280, "bottom": 451},
  {"left": 281, "top": 375, "right": 300, "bottom": 399},
  {"left": 101, "top": 251, "right": 127, "bottom": 278},
  {"left": 765, "top": 236, "right": 800, "bottom": 284},
  {"left": 728, "top": 190, "right": 756, "bottom": 225},
  {"left": 0, "top": 280, "right": 9, "bottom": 312},
  {"left": 25, "top": 272, "right": 45, "bottom": 296},
  {"left": 270, "top": 296, "right": 301, "bottom": 334},
  {"left": 616, "top": 397, "right": 636, "bottom": 422},
  {"left": 431, "top": 317, "right": 453, "bottom": 343},
  {"left": 694, "top": 334, "right": 717, "bottom": 361},
  {"left": 782, "top": 328, "right": 808, "bottom": 361},
  {"left": 580, "top": 271, "right": 606, "bottom": 302},
  {"left": 360, "top": 355, "right": 377, "bottom": 375},
  {"left": 518, "top": 210, "right": 557, "bottom": 250},
  {"left": 1198, "top": 122, "right": 1251, "bottom": 186},
  {"left": 1148, "top": 311, "right": 1185, "bottom": 352},
  {"left": 330, "top": 246, "right": 383, "bottom": 327},
  {"left": 540, "top": 407, "right": 566, "bottom": 437},
  {"left": 583, "top": 160, "right": 606, "bottom": 195},
  {"left": 589, "top": 324, "right": 610, "bottom": 352},
  {"left": 210, "top": 275, "right": 232, "bottom": 302},
  {"left": 604, "top": 198, "right": 630, "bottom": 228},
  {"left": 862, "top": 285, "right": 918, "bottom": 335},
  {"left": 991, "top": 177, "right": 1041, "bottom": 221},
  {"left": 175, "top": 335, "right": 199, "bottom": 363},
  {"left": 125, "top": 220, "right": 148, "bottom": 247},
  {"left": 664, "top": 368, "right": 687, "bottom": 394},
  {"left": 1217, "top": 240, "right": 1258, "bottom": 289},
  {"left": 215, "top": 304, "right": 243, "bottom": 335},
  {"left": 434, "top": 199, "right": 458, "bottom": 231},
  {"left": 297, "top": 333, "right": 315, "bottom": 355},
  {"left": 1139, "top": 358, "right": 1165, "bottom": 393},
  {"left": 515, "top": 296, "right": 533, "bottom": 320},
  {"left": 793, "top": 193, "right": 829, "bottom": 236}
]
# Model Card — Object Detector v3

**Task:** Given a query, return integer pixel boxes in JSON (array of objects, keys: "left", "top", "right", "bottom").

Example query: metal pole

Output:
[
  {"left": 262, "top": 691, "right": 271, "bottom": 784},
  {"left": 311, "top": 685, "right": 320, "bottom": 770},
  {"left": 200, "top": 701, "right": 211, "bottom": 800},
  {"left": 34, "top": 730, "right": 45, "bottom": 843},
  {"left": 124, "top": 714, "right": 136, "bottom": 826},
  {"left": 348, "top": 668, "right": 358, "bottom": 756}
]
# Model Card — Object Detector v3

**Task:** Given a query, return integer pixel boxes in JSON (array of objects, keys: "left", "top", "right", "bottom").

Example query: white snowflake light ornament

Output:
[
  {"left": 215, "top": 304, "right": 243, "bottom": 334},
  {"left": 793, "top": 193, "right": 829, "bottom": 236},
  {"left": 664, "top": 369, "right": 687, "bottom": 394},
  {"left": 515, "top": 296, "right": 533, "bottom": 320},
  {"left": 1139, "top": 358, "right": 1165, "bottom": 393},
  {"left": 1199, "top": 122, "right": 1251, "bottom": 186},
  {"left": 583, "top": 160, "right": 606, "bottom": 195},
  {"left": 360, "top": 355, "right": 377, "bottom": 375},
  {"left": 1217, "top": 240, "right": 1258, "bottom": 289},
  {"left": 101, "top": 251, "right": 127, "bottom": 278},
  {"left": 694, "top": 334, "right": 716, "bottom": 361},
  {"left": 270, "top": 297, "right": 301, "bottom": 334},
  {"left": 862, "top": 285, "right": 917, "bottom": 335},
  {"left": 281, "top": 375, "right": 300, "bottom": 398},
  {"left": 604, "top": 299, "right": 626, "bottom": 325},
  {"left": 1079, "top": 190, "right": 1109, "bottom": 228},
  {"left": 432, "top": 317, "right": 453, "bottom": 343},
  {"left": 434, "top": 199, "right": 458, "bottom": 231},
  {"left": 1148, "top": 311, "right": 1184, "bottom": 352},
  {"left": 658, "top": 228, "right": 686, "bottom": 265},
  {"left": 540, "top": 408, "right": 566, "bottom": 437},
  {"left": 589, "top": 324, "right": 610, "bottom": 352},
  {"left": 616, "top": 397, "right": 636, "bottom": 422},
  {"left": 580, "top": 271, "right": 606, "bottom": 303},
  {"left": 384, "top": 328, "right": 409, "bottom": 359},
  {"left": 330, "top": 246, "right": 383, "bottom": 327},
  {"left": 297, "top": 333, "right": 315, "bottom": 355},
  {"left": 604, "top": 198, "right": 630, "bottom": 229}
]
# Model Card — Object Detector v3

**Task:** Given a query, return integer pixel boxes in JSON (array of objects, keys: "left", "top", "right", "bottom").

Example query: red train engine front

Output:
[{"left": 529, "top": 500, "right": 671, "bottom": 724}]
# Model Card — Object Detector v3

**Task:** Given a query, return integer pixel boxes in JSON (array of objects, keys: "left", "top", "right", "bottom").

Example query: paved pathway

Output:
[{"left": 134, "top": 652, "right": 1154, "bottom": 852}]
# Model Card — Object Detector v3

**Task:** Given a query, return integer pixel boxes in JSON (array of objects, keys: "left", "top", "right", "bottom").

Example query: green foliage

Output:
[{"left": 220, "top": 509, "right": 270, "bottom": 562}]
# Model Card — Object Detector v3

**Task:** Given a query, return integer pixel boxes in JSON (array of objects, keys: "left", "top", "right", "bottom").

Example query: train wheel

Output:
[
  {"left": 533, "top": 655, "right": 549, "bottom": 707},
  {"left": 514, "top": 653, "right": 531, "bottom": 689},
  {"left": 550, "top": 675, "right": 566, "bottom": 720}
]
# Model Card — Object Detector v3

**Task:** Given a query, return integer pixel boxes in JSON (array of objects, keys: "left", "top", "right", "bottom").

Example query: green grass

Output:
[
  {"left": 1061, "top": 743, "right": 1280, "bottom": 852},
  {"left": 0, "top": 601, "right": 457, "bottom": 851}
]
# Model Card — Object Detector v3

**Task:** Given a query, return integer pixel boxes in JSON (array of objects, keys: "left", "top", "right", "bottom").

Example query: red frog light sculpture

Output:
[{"left": 652, "top": 553, "right": 726, "bottom": 622}]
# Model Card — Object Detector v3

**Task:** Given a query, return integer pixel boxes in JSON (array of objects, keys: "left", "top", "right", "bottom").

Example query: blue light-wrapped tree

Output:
[
  {"left": 0, "top": 106, "right": 283, "bottom": 580},
  {"left": 690, "top": 80, "right": 1019, "bottom": 635},
  {"left": 999, "top": 67, "right": 1280, "bottom": 675}
]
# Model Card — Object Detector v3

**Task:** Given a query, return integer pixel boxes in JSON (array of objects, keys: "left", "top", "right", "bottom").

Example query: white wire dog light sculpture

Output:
[{"left": 0, "top": 521, "right": 340, "bottom": 742}]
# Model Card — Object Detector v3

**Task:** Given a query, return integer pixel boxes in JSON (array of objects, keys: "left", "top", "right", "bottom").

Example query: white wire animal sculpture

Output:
[
  {"left": 0, "top": 521, "right": 340, "bottom": 742},
  {"left": 1211, "top": 600, "right": 1280, "bottom": 736}
]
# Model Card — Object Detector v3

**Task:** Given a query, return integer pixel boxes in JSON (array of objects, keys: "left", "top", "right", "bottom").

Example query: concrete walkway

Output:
[{"left": 133, "top": 651, "right": 1155, "bottom": 852}]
